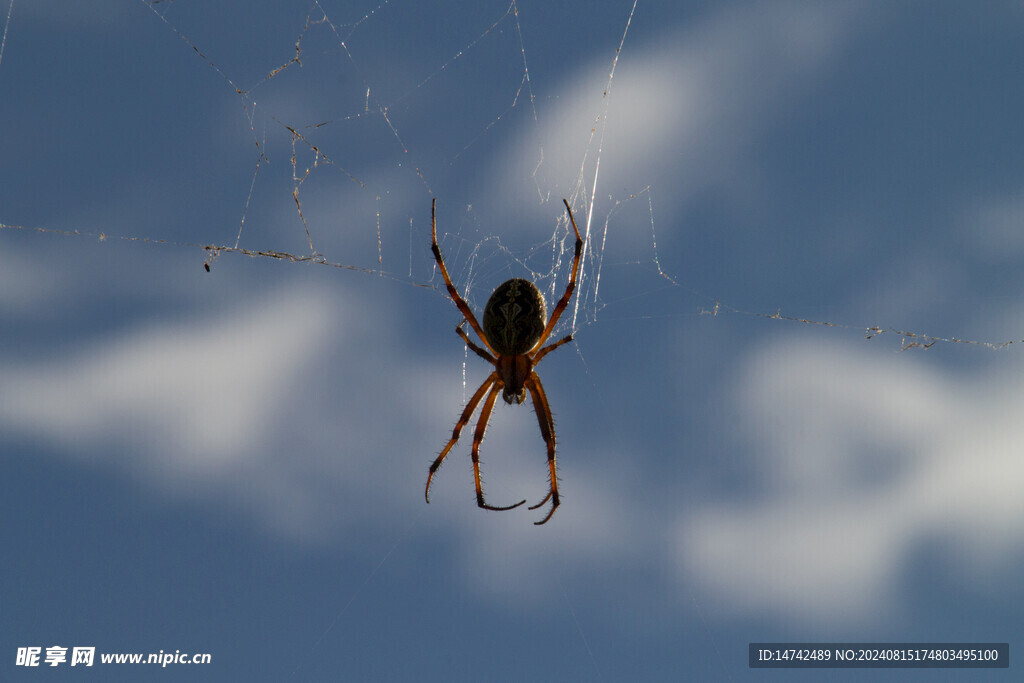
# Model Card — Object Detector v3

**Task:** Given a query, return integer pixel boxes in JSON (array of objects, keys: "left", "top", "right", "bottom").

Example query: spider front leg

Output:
[
  {"left": 431, "top": 198, "right": 495, "bottom": 355},
  {"left": 456, "top": 321, "right": 495, "bottom": 364},
  {"left": 525, "top": 373, "right": 560, "bottom": 525},
  {"left": 531, "top": 198, "right": 584, "bottom": 352},
  {"left": 532, "top": 333, "right": 574, "bottom": 367}
]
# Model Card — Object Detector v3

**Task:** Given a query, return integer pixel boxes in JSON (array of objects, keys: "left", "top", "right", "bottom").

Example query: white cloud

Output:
[
  {"left": 0, "top": 283, "right": 367, "bottom": 538},
  {"left": 676, "top": 338, "right": 1024, "bottom": 624},
  {"left": 0, "top": 285, "right": 330, "bottom": 470}
]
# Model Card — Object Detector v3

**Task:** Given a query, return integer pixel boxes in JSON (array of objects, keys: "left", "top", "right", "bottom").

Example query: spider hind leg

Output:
[
  {"left": 528, "top": 492, "right": 559, "bottom": 526},
  {"left": 525, "top": 373, "right": 560, "bottom": 525},
  {"left": 473, "top": 381, "right": 527, "bottom": 512},
  {"left": 426, "top": 372, "right": 497, "bottom": 504}
]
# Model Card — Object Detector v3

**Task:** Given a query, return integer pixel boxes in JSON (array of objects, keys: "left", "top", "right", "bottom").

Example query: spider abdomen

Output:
[{"left": 482, "top": 278, "right": 547, "bottom": 356}]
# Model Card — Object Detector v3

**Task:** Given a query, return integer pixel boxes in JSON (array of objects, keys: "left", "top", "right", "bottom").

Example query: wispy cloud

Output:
[{"left": 498, "top": 1, "right": 864, "bottom": 222}]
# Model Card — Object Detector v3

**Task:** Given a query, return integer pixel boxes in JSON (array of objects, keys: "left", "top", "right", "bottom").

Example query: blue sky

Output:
[{"left": 2, "top": 1, "right": 1023, "bottom": 680}]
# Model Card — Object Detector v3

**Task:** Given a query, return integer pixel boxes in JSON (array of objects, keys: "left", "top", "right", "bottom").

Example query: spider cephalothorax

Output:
[{"left": 426, "top": 198, "right": 583, "bottom": 525}]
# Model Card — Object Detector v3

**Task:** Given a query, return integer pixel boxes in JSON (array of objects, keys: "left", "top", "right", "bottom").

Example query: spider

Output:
[{"left": 426, "top": 198, "right": 583, "bottom": 525}]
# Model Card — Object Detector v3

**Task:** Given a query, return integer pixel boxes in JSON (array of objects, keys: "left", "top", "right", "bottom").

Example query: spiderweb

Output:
[{"left": 3, "top": 0, "right": 1019, "bottom": 351}]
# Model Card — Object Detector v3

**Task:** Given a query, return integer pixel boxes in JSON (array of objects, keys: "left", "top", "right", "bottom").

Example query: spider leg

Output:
[
  {"left": 456, "top": 321, "right": 496, "bottom": 364},
  {"left": 431, "top": 199, "right": 496, "bottom": 354},
  {"left": 531, "top": 333, "right": 574, "bottom": 367},
  {"left": 472, "top": 381, "right": 527, "bottom": 512},
  {"left": 531, "top": 198, "right": 584, "bottom": 352},
  {"left": 525, "top": 373, "right": 560, "bottom": 525},
  {"left": 426, "top": 371, "right": 498, "bottom": 503}
]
